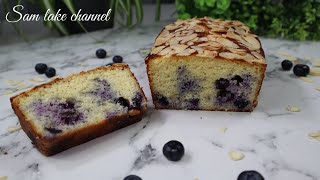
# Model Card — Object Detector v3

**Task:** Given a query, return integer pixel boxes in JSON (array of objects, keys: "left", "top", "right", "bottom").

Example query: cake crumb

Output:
[
  {"left": 7, "top": 125, "right": 21, "bottom": 133},
  {"left": 308, "top": 131, "right": 320, "bottom": 141},
  {"left": 219, "top": 127, "right": 228, "bottom": 133},
  {"left": 1, "top": 90, "right": 15, "bottom": 95},
  {"left": 310, "top": 69, "right": 320, "bottom": 76},
  {"left": 79, "top": 62, "right": 88, "bottom": 66},
  {"left": 316, "top": 87, "right": 320, "bottom": 91},
  {"left": 276, "top": 51, "right": 298, "bottom": 61},
  {"left": 0, "top": 176, "right": 8, "bottom": 180},
  {"left": 299, "top": 77, "right": 314, "bottom": 83},
  {"left": 228, "top": 150, "right": 245, "bottom": 161},
  {"left": 30, "top": 77, "right": 45, "bottom": 82},
  {"left": 16, "top": 84, "right": 33, "bottom": 90},
  {"left": 313, "top": 61, "right": 320, "bottom": 67},
  {"left": 286, "top": 105, "right": 301, "bottom": 112},
  {"left": 5, "top": 80, "right": 23, "bottom": 86}
]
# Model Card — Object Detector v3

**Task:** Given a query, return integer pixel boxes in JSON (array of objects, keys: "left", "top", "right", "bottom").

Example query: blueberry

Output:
[
  {"left": 35, "top": 63, "right": 48, "bottom": 74},
  {"left": 132, "top": 93, "right": 143, "bottom": 109},
  {"left": 281, "top": 60, "right": 293, "bottom": 70},
  {"left": 163, "top": 140, "right": 185, "bottom": 161},
  {"left": 217, "top": 90, "right": 235, "bottom": 102},
  {"left": 123, "top": 175, "right": 142, "bottom": 180},
  {"left": 157, "top": 95, "right": 169, "bottom": 106},
  {"left": 293, "top": 64, "right": 310, "bottom": 77},
  {"left": 96, "top": 48, "right": 107, "bottom": 58},
  {"left": 215, "top": 78, "right": 230, "bottom": 89},
  {"left": 113, "top": 55, "right": 123, "bottom": 63},
  {"left": 115, "top": 97, "right": 130, "bottom": 108},
  {"left": 237, "top": 170, "right": 264, "bottom": 180},
  {"left": 232, "top": 75, "right": 243, "bottom": 85},
  {"left": 234, "top": 98, "right": 249, "bottom": 109},
  {"left": 45, "top": 67, "right": 56, "bottom": 78},
  {"left": 45, "top": 127, "right": 62, "bottom": 134}
]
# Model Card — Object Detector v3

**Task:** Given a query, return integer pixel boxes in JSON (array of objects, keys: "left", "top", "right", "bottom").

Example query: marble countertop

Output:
[{"left": 1, "top": 22, "right": 320, "bottom": 180}]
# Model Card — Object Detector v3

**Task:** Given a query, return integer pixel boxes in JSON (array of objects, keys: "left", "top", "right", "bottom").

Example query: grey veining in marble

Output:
[{"left": 0, "top": 20, "right": 320, "bottom": 180}]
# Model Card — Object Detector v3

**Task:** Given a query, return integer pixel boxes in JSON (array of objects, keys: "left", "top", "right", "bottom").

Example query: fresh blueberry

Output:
[
  {"left": 157, "top": 95, "right": 169, "bottom": 106},
  {"left": 163, "top": 140, "right": 185, "bottom": 161},
  {"left": 123, "top": 175, "right": 142, "bottom": 180},
  {"left": 281, "top": 60, "right": 293, "bottom": 70},
  {"left": 45, "top": 67, "right": 56, "bottom": 78},
  {"left": 232, "top": 75, "right": 243, "bottom": 85},
  {"left": 96, "top": 48, "right": 107, "bottom": 58},
  {"left": 293, "top": 64, "right": 310, "bottom": 77},
  {"left": 35, "top": 63, "right": 48, "bottom": 74},
  {"left": 45, "top": 127, "right": 62, "bottom": 134},
  {"left": 234, "top": 98, "right": 249, "bottom": 109},
  {"left": 237, "top": 170, "right": 264, "bottom": 180},
  {"left": 215, "top": 78, "right": 230, "bottom": 89},
  {"left": 132, "top": 93, "right": 143, "bottom": 109},
  {"left": 113, "top": 55, "right": 123, "bottom": 63},
  {"left": 115, "top": 97, "right": 130, "bottom": 108},
  {"left": 217, "top": 90, "right": 235, "bottom": 102}
]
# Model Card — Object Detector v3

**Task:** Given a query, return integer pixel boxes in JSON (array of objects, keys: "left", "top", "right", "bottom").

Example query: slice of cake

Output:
[
  {"left": 145, "top": 17, "right": 267, "bottom": 112},
  {"left": 10, "top": 64, "right": 147, "bottom": 156}
]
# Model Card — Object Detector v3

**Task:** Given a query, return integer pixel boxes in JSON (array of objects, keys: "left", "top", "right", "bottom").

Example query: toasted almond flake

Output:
[
  {"left": 171, "top": 44, "right": 188, "bottom": 53},
  {"left": 226, "top": 31, "right": 242, "bottom": 41},
  {"left": 207, "top": 35, "right": 216, "bottom": 41},
  {"left": 177, "top": 48, "right": 196, "bottom": 56},
  {"left": 251, "top": 51, "right": 265, "bottom": 59},
  {"left": 169, "top": 38, "right": 179, "bottom": 46},
  {"left": 219, "top": 52, "right": 242, "bottom": 59},
  {"left": 286, "top": 105, "right": 301, "bottom": 112},
  {"left": 216, "top": 37, "right": 239, "bottom": 48},
  {"left": 228, "top": 150, "right": 245, "bottom": 161},
  {"left": 30, "top": 77, "right": 45, "bottom": 82},
  {"left": 200, "top": 50, "right": 218, "bottom": 57},
  {"left": 309, "top": 131, "right": 320, "bottom": 141},
  {"left": 158, "top": 47, "right": 173, "bottom": 56},
  {"left": 151, "top": 46, "right": 166, "bottom": 54},
  {"left": 228, "top": 48, "right": 247, "bottom": 55},
  {"left": 316, "top": 87, "right": 320, "bottom": 91},
  {"left": 7, "top": 125, "right": 21, "bottom": 133},
  {"left": 242, "top": 35, "right": 260, "bottom": 50},
  {"left": 15, "top": 84, "right": 33, "bottom": 90},
  {"left": 219, "top": 127, "right": 228, "bottom": 133},
  {"left": 165, "top": 24, "right": 179, "bottom": 31},
  {"left": 0, "top": 176, "right": 8, "bottom": 180},
  {"left": 194, "top": 25, "right": 206, "bottom": 32},
  {"left": 187, "top": 41, "right": 194, "bottom": 46},
  {"left": 180, "top": 33, "right": 198, "bottom": 44},
  {"left": 310, "top": 69, "right": 320, "bottom": 76},
  {"left": 1, "top": 90, "right": 15, "bottom": 95},
  {"left": 155, "top": 36, "right": 172, "bottom": 46},
  {"left": 299, "top": 77, "right": 314, "bottom": 83}
]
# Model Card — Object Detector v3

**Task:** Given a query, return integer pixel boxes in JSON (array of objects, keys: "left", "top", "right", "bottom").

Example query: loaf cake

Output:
[
  {"left": 145, "top": 17, "right": 267, "bottom": 112},
  {"left": 10, "top": 64, "right": 147, "bottom": 156}
]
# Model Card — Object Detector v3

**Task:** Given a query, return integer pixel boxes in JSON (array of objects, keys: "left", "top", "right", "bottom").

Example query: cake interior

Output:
[
  {"left": 148, "top": 56, "right": 265, "bottom": 111},
  {"left": 16, "top": 67, "right": 146, "bottom": 137}
]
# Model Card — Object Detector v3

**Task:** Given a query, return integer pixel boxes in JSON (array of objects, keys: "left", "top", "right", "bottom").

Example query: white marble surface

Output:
[{"left": 0, "top": 22, "right": 320, "bottom": 180}]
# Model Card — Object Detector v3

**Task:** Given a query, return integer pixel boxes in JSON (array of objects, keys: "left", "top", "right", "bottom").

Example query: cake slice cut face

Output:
[
  {"left": 145, "top": 17, "right": 267, "bottom": 112},
  {"left": 10, "top": 64, "right": 147, "bottom": 156}
]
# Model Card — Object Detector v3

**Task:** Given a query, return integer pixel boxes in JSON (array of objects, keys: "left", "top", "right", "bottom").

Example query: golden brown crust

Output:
[{"left": 10, "top": 64, "right": 148, "bottom": 156}]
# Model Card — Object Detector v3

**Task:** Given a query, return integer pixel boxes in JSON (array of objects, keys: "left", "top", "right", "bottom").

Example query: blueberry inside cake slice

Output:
[
  {"left": 10, "top": 64, "right": 147, "bottom": 156},
  {"left": 145, "top": 17, "right": 267, "bottom": 111}
]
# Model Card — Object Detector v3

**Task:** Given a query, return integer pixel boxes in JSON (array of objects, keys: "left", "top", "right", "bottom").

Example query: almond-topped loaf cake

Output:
[
  {"left": 10, "top": 64, "right": 147, "bottom": 156},
  {"left": 145, "top": 17, "right": 267, "bottom": 112}
]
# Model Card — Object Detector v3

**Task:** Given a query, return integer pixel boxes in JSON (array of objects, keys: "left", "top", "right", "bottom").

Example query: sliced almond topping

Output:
[
  {"left": 198, "top": 37, "right": 208, "bottom": 42},
  {"left": 169, "top": 38, "right": 179, "bottom": 46},
  {"left": 171, "top": 44, "right": 188, "bottom": 54},
  {"left": 180, "top": 33, "right": 198, "bottom": 44},
  {"left": 174, "top": 26, "right": 187, "bottom": 32},
  {"left": 7, "top": 125, "right": 21, "bottom": 133},
  {"left": 207, "top": 35, "right": 216, "bottom": 41},
  {"left": 226, "top": 31, "right": 242, "bottom": 41},
  {"left": 204, "top": 46, "right": 221, "bottom": 51},
  {"left": 158, "top": 30, "right": 170, "bottom": 38},
  {"left": 155, "top": 36, "right": 172, "bottom": 46},
  {"left": 228, "top": 48, "right": 247, "bottom": 55},
  {"left": 151, "top": 46, "right": 166, "bottom": 54},
  {"left": 177, "top": 48, "right": 196, "bottom": 56},
  {"left": 165, "top": 24, "right": 179, "bottom": 31},
  {"left": 158, "top": 47, "right": 173, "bottom": 56},
  {"left": 197, "top": 50, "right": 217, "bottom": 57},
  {"left": 194, "top": 25, "right": 206, "bottom": 32},
  {"left": 234, "top": 26, "right": 246, "bottom": 35},
  {"left": 216, "top": 37, "right": 239, "bottom": 48},
  {"left": 251, "top": 51, "right": 265, "bottom": 59},
  {"left": 219, "top": 52, "right": 243, "bottom": 59},
  {"left": 242, "top": 35, "right": 260, "bottom": 50}
]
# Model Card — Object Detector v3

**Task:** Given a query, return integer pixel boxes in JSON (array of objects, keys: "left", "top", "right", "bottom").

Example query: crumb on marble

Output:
[
  {"left": 316, "top": 87, "right": 320, "bottom": 91},
  {"left": 0, "top": 176, "right": 8, "bottom": 180},
  {"left": 5, "top": 80, "right": 23, "bottom": 86},
  {"left": 7, "top": 125, "right": 21, "bottom": 133},
  {"left": 313, "top": 61, "right": 320, "bottom": 67},
  {"left": 310, "top": 69, "right": 320, "bottom": 76},
  {"left": 79, "top": 63, "right": 88, "bottom": 66},
  {"left": 1, "top": 90, "right": 15, "bottom": 95},
  {"left": 308, "top": 131, "right": 320, "bottom": 141},
  {"left": 276, "top": 51, "right": 298, "bottom": 61},
  {"left": 286, "top": 105, "right": 301, "bottom": 112},
  {"left": 30, "top": 77, "right": 45, "bottom": 82},
  {"left": 299, "top": 77, "right": 314, "bottom": 83},
  {"left": 15, "top": 84, "right": 33, "bottom": 90},
  {"left": 228, "top": 150, "right": 245, "bottom": 161},
  {"left": 219, "top": 127, "right": 228, "bottom": 133}
]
